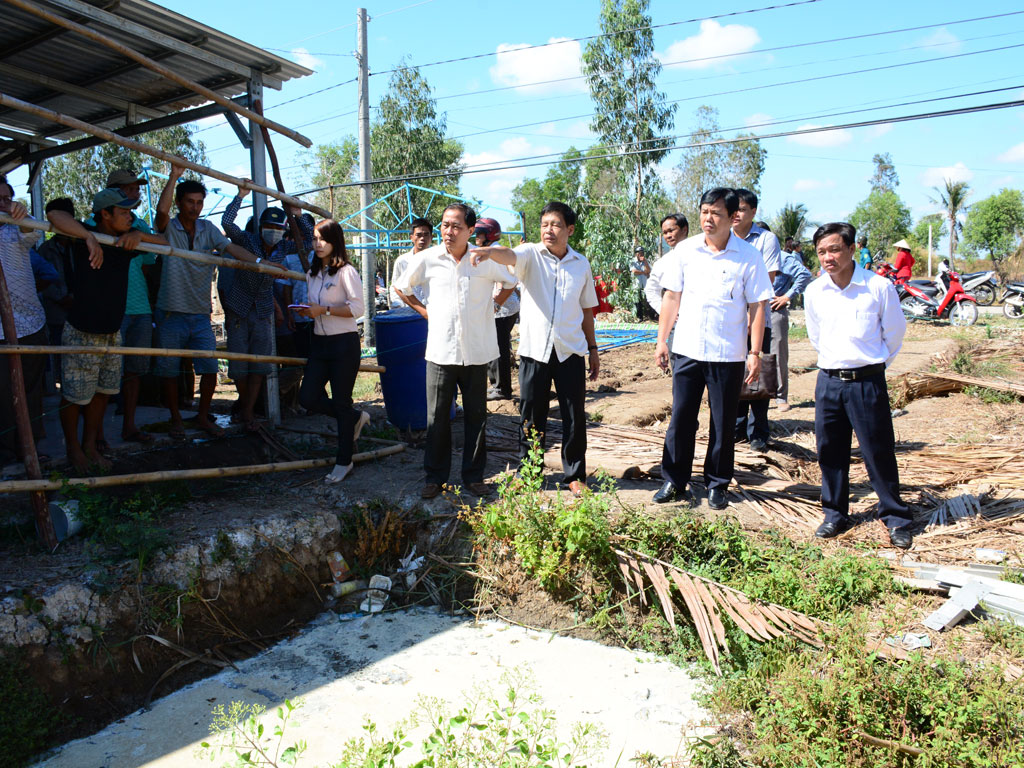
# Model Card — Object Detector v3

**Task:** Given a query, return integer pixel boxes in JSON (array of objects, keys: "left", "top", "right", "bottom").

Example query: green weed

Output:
[
  {"left": 0, "top": 649, "right": 69, "bottom": 767},
  {"left": 980, "top": 618, "right": 1024, "bottom": 657},
  {"left": 963, "top": 385, "right": 1020, "bottom": 405}
]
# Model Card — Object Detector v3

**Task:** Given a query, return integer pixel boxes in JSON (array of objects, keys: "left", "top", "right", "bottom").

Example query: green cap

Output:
[{"left": 92, "top": 189, "right": 140, "bottom": 214}]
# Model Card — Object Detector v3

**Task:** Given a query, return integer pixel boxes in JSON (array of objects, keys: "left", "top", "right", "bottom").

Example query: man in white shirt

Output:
[
  {"left": 644, "top": 213, "right": 688, "bottom": 317},
  {"left": 471, "top": 202, "right": 600, "bottom": 495},
  {"left": 732, "top": 189, "right": 780, "bottom": 452},
  {"left": 805, "top": 222, "right": 913, "bottom": 549},
  {"left": 395, "top": 203, "right": 516, "bottom": 499},
  {"left": 653, "top": 188, "right": 773, "bottom": 509},
  {"left": 391, "top": 217, "right": 432, "bottom": 310}
]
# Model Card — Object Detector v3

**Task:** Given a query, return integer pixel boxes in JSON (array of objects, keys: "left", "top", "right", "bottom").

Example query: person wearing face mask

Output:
[{"left": 221, "top": 185, "right": 308, "bottom": 430}]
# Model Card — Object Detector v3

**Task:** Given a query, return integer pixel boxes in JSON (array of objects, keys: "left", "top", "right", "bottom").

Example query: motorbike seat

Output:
[
  {"left": 911, "top": 283, "right": 940, "bottom": 296},
  {"left": 960, "top": 271, "right": 988, "bottom": 280},
  {"left": 1007, "top": 282, "right": 1024, "bottom": 290}
]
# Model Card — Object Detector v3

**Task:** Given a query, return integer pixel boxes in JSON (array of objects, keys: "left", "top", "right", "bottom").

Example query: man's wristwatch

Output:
[
  {"left": 325, "top": 306, "right": 331, "bottom": 316},
  {"left": 588, "top": 345, "right": 598, "bottom": 351},
  {"left": 749, "top": 350, "right": 761, "bottom": 357}
]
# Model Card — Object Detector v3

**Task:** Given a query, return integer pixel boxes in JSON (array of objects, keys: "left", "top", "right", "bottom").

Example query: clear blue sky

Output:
[{"left": 9, "top": 0, "right": 1024, "bottom": 250}]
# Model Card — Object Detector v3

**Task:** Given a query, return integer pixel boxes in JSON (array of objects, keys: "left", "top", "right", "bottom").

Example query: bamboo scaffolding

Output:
[
  {"left": 5, "top": 0, "right": 312, "bottom": 148},
  {"left": 0, "top": 345, "right": 385, "bottom": 373},
  {"left": 0, "top": 444, "right": 405, "bottom": 493},
  {"left": 0, "top": 94, "right": 330, "bottom": 218},
  {"left": 0, "top": 214, "right": 306, "bottom": 281}
]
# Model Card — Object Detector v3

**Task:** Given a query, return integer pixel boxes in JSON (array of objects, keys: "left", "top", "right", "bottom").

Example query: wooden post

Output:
[
  {"left": 254, "top": 99, "right": 310, "bottom": 272},
  {"left": 0, "top": 253, "right": 55, "bottom": 547},
  {"left": 0, "top": 95, "right": 330, "bottom": 218},
  {"left": 5, "top": 0, "right": 312, "bottom": 148}
]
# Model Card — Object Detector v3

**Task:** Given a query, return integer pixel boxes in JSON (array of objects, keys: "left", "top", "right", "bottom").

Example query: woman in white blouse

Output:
[{"left": 297, "top": 220, "right": 368, "bottom": 483}]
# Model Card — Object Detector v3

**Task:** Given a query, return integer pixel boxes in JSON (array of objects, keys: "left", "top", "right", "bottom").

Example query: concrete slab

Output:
[{"left": 37, "top": 607, "right": 709, "bottom": 767}]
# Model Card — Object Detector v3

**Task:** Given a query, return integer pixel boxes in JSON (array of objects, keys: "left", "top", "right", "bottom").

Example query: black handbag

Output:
[{"left": 739, "top": 353, "right": 778, "bottom": 401}]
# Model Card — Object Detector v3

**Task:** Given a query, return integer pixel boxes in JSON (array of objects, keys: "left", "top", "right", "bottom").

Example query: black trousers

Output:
[
  {"left": 662, "top": 354, "right": 745, "bottom": 491},
  {"left": 425, "top": 361, "right": 488, "bottom": 485},
  {"left": 299, "top": 331, "right": 361, "bottom": 467},
  {"left": 487, "top": 313, "right": 518, "bottom": 397},
  {"left": 735, "top": 326, "right": 772, "bottom": 442},
  {"left": 814, "top": 370, "right": 911, "bottom": 529},
  {"left": 0, "top": 327, "right": 47, "bottom": 462},
  {"left": 519, "top": 352, "right": 587, "bottom": 483}
]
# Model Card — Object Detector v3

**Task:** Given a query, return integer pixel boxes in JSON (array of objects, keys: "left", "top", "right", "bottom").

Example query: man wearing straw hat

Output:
[{"left": 47, "top": 189, "right": 167, "bottom": 472}]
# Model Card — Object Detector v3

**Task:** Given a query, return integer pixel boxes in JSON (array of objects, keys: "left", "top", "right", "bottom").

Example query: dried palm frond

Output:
[{"left": 614, "top": 548, "right": 906, "bottom": 674}]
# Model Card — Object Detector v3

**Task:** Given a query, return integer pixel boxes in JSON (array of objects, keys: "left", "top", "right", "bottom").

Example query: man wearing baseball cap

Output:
[
  {"left": 88, "top": 168, "right": 159, "bottom": 445},
  {"left": 221, "top": 184, "right": 305, "bottom": 430},
  {"left": 47, "top": 189, "right": 167, "bottom": 472}
]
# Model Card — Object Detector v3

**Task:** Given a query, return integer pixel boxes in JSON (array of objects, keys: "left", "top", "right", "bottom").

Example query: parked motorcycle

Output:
[
  {"left": 875, "top": 262, "right": 979, "bottom": 326},
  {"left": 957, "top": 269, "right": 998, "bottom": 305},
  {"left": 1000, "top": 281, "right": 1024, "bottom": 320}
]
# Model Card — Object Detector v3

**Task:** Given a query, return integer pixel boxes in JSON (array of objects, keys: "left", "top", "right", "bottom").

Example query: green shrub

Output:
[{"left": 0, "top": 650, "right": 67, "bottom": 767}]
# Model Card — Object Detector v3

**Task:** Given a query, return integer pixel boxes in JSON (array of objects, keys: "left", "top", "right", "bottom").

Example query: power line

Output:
[
  {"left": 324, "top": 98, "right": 1024, "bottom": 188},
  {"left": 271, "top": 0, "right": 437, "bottom": 50}
]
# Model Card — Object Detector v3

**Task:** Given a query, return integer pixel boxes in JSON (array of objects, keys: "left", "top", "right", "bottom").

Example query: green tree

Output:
[
  {"left": 303, "top": 138, "right": 358, "bottom": 219},
  {"left": 962, "top": 188, "right": 1024, "bottom": 278},
  {"left": 672, "top": 106, "right": 767, "bottom": 224},
  {"left": 509, "top": 148, "right": 586, "bottom": 248},
  {"left": 41, "top": 126, "right": 207, "bottom": 221},
  {"left": 771, "top": 202, "right": 811, "bottom": 245},
  {"left": 909, "top": 213, "right": 947, "bottom": 252},
  {"left": 848, "top": 189, "right": 912, "bottom": 254},
  {"left": 370, "top": 61, "right": 463, "bottom": 225},
  {"left": 928, "top": 179, "right": 971, "bottom": 262},
  {"left": 582, "top": 0, "right": 675, "bottom": 258},
  {"left": 870, "top": 152, "right": 899, "bottom": 192}
]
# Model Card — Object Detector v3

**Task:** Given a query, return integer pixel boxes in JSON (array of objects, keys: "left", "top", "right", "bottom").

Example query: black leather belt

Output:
[{"left": 820, "top": 363, "right": 886, "bottom": 381}]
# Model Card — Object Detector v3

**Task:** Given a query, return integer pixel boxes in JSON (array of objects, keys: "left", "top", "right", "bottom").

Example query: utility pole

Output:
[
  {"left": 356, "top": 7, "right": 375, "bottom": 346},
  {"left": 928, "top": 224, "right": 933, "bottom": 277}
]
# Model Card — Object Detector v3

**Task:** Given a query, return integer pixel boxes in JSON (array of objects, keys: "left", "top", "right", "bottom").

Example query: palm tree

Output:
[
  {"left": 771, "top": 202, "right": 811, "bottom": 244},
  {"left": 929, "top": 179, "right": 970, "bottom": 264}
]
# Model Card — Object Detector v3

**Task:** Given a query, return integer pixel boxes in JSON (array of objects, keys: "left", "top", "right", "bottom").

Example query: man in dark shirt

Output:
[{"left": 47, "top": 189, "right": 167, "bottom": 471}]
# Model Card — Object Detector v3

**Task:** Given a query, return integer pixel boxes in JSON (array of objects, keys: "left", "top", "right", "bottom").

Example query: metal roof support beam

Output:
[
  {"left": 224, "top": 111, "right": 253, "bottom": 150},
  {"left": 5, "top": 0, "right": 311, "bottom": 147},
  {"left": 27, "top": 148, "right": 43, "bottom": 218},
  {"left": 38, "top": 0, "right": 285, "bottom": 89},
  {"left": 0, "top": 0, "right": 119, "bottom": 61},
  {"left": 0, "top": 61, "right": 163, "bottom": 120}
]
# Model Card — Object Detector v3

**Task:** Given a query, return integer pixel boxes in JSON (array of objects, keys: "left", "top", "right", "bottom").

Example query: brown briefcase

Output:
[{"left": 739, "top": 353, "right": 778, "bottom": 401}]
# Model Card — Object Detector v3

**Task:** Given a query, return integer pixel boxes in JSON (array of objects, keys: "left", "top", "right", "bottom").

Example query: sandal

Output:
[
  {"left": 122, "top": 430, "right": 154, "bottom": 444},
  {"left": 95, "top": 438, "right": 110, "bottom": 452},
  {"left": 169, "top": 424, "right": 187, "bottom": 441},
  {"left": 197, "top": 421, "right": 225, "bottom": 437}
]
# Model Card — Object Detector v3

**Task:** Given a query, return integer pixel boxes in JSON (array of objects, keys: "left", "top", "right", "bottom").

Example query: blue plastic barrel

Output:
[{"left": 374, "top": 309, "right": 431, "bottom": 431}]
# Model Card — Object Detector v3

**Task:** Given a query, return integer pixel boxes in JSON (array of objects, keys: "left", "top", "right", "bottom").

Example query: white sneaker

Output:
[
  {"left": 353, "top": 410, "right": 370, "bottom": 443},
  {"left": 325, "top": 462, "right": 353, "bottom": 484}
]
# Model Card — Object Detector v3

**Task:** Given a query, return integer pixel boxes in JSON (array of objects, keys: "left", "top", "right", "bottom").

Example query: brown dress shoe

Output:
[
  {"left": 465, "top": 481, "right": 490, "bottom": 497},
  {"left": 421, "top": 482, "right": 442, "bottom": 499}
]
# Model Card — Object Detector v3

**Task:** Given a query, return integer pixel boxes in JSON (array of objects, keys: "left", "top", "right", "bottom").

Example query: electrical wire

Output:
[{"left": 319, "top": 97, "right": 1024, "bottom": 188}]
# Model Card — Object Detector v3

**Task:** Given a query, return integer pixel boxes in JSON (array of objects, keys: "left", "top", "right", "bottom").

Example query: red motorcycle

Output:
[{"left": 875, "top": 262, "right": 978, "bottom": 326}]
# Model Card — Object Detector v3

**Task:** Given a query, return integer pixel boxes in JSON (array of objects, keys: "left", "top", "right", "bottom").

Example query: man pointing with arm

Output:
[{"left": 472, "top": 201, "right": 599, "bottom": 495}]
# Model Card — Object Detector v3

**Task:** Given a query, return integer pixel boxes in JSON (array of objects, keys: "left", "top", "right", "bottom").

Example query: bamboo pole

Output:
[
  {"left": 5, "top": 0, "right": 312, "bottom": 148},
  {"left": 0, "top": 214, "right": 306, "bottom": 280},
  {"left": 0, "top": 345, "right": 385, "bottom": 373},
  {"left": 0, "top": 95, "right": 330, "bottom": 218},
  {"left": 0, "top": 255, "right": 56, "bottom": 546},
  {"left": 0, "top": 444, "right": 406, "bottom": 493}
]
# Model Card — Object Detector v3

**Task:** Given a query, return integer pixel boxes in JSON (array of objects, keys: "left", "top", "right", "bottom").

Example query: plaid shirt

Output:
[{"left": 220, "top": 196, "right": 312, "bottom": 319}]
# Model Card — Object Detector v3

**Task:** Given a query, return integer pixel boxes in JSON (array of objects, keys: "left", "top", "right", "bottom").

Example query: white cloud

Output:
[
  {"left": 290, "top": 47, "right": 324, "bottom": 72},
  {"left": 915, "top": 28, "right": 961, "bottom": 53},
  {"left": 535, "top": 120, "right": 594, "bottom": 140},
  {"left": 744, "top": 113, "right": 774, "bottom": 128},
  {"left": 490, "top": 38, "right": 585, "bottom": 93},
  {"left": 998, "top": 142, "right": 1024, "bottom": 163},
  {"left": 920, "top": 162, "right": 974, "bottom": 187},
  {"left": 659, "top": 20, "right": 760, "bottom": 70},
  {"left": 793, "top": 178, "right": 836, "bottom": 192},
  {"left": 786, "top": 125, "right": 852, "bottom": 147},
  {"left": 462, "top": 138, "right": 555, "bottom": 210},
  {"left": 866, "top": 123, "right": 893, "bottom": 139}
]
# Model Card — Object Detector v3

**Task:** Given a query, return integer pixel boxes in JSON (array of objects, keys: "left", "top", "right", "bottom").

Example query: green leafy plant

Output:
[{"left": 200, "top": 699, "right": 306, "bottom": 767}]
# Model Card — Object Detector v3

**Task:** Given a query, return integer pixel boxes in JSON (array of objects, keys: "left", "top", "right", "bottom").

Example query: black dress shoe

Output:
[
  {"left": 888, "top": 527, "right": 913, "bottom": 550},
  {"left": 707, "top": 487, "right": 728, "bottom": 510},
  {"left": 815, "top": 519, "right": 852, "bottom": 539},
  {"left": 653, "top": 481, "right": 691, "bottom": 504}
]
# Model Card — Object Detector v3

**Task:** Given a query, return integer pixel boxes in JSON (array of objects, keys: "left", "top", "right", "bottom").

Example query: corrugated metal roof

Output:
[{"left": 0, "top": 0, "right": 312, "bottom": 143}]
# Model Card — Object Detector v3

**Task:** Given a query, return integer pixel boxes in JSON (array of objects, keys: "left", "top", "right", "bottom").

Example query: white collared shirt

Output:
[
  {"left": 805, "top": 264, "right": 906, "bottom": 369},
  {"left": 390, "top": 248, "right": 427, "bottom": 307},
  {"left": 739, "top": 223, "right": 781, "bottom": 328},
  {"left": 395, "top": 242, "right": 516, "bottom": 366},
  {"left": 513, "top": 242, "right": 599, "bottom": 363},
  {"left": 661, "top": 232, "right": 774, "bottom": 362}
]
